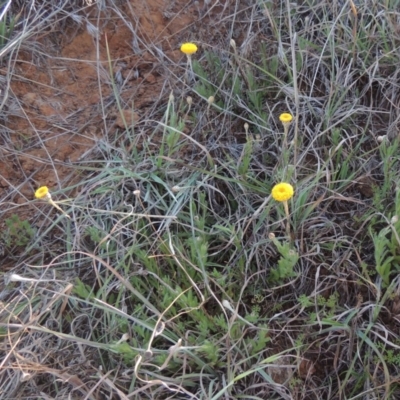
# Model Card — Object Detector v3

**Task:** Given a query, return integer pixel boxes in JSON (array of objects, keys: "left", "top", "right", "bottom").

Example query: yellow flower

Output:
[
  {"left": 180, "top": 42, "right": 198, "bottom": 55},
  {"left": 35, "top": 186, "right": 50, "bottom": 199},
  {"left": 271, "top": 183, "right": 294, "bottom": 202},
  {"left": 279, "top": 113, "right": 293, "bottom": 123}
]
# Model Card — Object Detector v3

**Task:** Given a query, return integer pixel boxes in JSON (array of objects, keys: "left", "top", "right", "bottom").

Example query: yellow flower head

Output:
[
  {"left": 279, "top": 113, "right": 293, "bottom": 124},
  {"left": 35, "top": 186, "right": 50, "bottom": 199},
  {"left": 180, "top": 42, "right": 198, "bottom": 55},
  {"left": 271, "top": 183, "right": 294, "bottom": 202}
]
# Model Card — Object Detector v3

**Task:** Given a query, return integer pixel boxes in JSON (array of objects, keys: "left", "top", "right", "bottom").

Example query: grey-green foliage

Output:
[
  {"left": 375, "top": 341, "right": 400, "bottom": 368},
  {"left": 3, "top": 214, "right": 35, "bottom": 248},
  {"left": 73, "top": 277, "right": 94, "bottom": 300},
  {"left": 192, "top": 58, "right": 215, "bottom": 99},
  {"left": 0, "top": 3, "right": 17, "bottom": 49},
  {"left": 380, "top": 139, "right": 400, "bottom": 204},
  {"left": 269, "top": 235, "right": 299, "bottom": 283},
  {"left": 199, "top": 340, "right": 220, "bottom": 366},
  {"left": 370, "top": 225, "right": 396, "bottom": 287},
  {"left": 370, "top": 186, "right": 400, "bottom": 286},
  {"left": 85, "top": 226, "right": 107, "bottom": 249},
  {"left": 370, "top": 221, "right": 400, "bottom": 287}
]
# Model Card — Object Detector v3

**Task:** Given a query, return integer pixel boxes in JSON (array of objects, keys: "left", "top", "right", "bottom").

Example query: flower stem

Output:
[
  {"left": 283, "top": 200, "right": 291, "bottom": 237},
  {"left": 185, "top": 54, "right": 194, "bottom": 83},
  {"left": 48, "top": 198, "right": 71, "bottom": 219}
]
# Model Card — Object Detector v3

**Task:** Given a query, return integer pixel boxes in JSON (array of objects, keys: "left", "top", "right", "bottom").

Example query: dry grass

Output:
[{"left": 1, "top": 0, "right": 400, "bottom": 399}]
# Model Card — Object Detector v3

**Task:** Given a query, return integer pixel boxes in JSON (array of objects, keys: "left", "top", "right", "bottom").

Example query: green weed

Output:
[
  {"left": 2, "top": 214, "right": 35, "bottom": 249},
  {"left": 268, "top": 233, "right": 298, "bottom": 283}
]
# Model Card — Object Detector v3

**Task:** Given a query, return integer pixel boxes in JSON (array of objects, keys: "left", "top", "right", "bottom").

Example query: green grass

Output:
[{"left": 2, "top": 0, "right": 400, "bottom": 399}]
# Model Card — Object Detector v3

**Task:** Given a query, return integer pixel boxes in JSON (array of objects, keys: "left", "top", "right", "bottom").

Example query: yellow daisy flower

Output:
[
  {"left": 279, "top": 113, "right": 293, "bottom": 124},
  {"left": 271, "top": 183, "right": 294, "bottom": 202},
  {"left": 180, "top": 42, "right": 198, "bottom": 55},
  {"left": 35, "top": 186, "right": 50, "bottom": 199}
]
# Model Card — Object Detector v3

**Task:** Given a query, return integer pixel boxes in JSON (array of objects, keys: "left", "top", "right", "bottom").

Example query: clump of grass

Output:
[{"left": 2, "top": 0, "right": 400, "bottom": 399}]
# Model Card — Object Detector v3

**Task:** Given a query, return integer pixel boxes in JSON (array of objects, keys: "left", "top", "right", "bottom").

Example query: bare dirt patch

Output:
[{"left": 0, "top": 0, "right": 204, "bottom": 261}]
